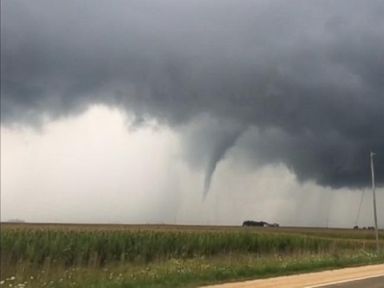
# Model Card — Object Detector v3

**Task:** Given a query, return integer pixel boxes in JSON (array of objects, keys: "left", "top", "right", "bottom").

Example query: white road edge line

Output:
[{"left": 305, "top": 273, "right": 384, "bottom": 288}]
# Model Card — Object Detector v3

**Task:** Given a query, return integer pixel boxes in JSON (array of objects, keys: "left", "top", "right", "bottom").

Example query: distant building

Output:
[{"left": 242, "top": 220, "right": 279, "bottom": 227}]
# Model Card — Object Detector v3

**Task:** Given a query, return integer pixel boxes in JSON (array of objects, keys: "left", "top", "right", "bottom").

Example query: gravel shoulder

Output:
[{"left": 202, "top": 264, "right": 384, "bottom": 288}]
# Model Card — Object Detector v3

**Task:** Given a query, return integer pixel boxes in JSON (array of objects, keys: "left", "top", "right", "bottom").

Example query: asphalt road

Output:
[{"left": 319, "top": 276, "right": 384, "bottom": 288}]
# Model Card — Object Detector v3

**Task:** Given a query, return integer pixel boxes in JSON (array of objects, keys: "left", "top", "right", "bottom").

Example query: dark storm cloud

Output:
[{"left": 2, "top": 0, "right": 384, "bottom": 189}]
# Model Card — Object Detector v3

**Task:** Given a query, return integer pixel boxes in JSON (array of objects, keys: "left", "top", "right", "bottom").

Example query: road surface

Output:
[
  {"left": 320, "top": 275, "right": 384, "bottom": 287},
  {"left": 203, "top": 264, "right": 384, "bottom": 288}
]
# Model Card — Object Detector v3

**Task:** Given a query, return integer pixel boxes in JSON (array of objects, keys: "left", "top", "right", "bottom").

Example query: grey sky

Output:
[
  {"left": 2, "top": 106, "right": 382, "bottom": 226},
  {"left": 1, "top": 0, "right": 383, "bottom": 226}
]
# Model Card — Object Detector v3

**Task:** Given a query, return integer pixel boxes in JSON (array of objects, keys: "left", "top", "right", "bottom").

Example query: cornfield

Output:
[{"left": 1, "top": 224, "right": 379, "bottom": 267}]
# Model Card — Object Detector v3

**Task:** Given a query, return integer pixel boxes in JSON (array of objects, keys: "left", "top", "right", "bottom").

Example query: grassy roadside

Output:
[{"left": 2, "top": 252, "right": 383, "bottom": 288}]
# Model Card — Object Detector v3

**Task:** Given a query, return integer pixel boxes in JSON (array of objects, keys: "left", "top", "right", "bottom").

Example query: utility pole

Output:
[{"left": 370, "top": 151, "right": 379, "bottom": 253}]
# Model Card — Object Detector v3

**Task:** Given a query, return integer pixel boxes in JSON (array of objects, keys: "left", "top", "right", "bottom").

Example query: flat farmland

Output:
[{"left": 1, "top": 223, "right": 383, "bottom": 288}]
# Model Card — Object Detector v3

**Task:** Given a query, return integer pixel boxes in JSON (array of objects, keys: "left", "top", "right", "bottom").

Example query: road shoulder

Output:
[{"left": 202, "top": 264, "right": 384, "bottom": 288}]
